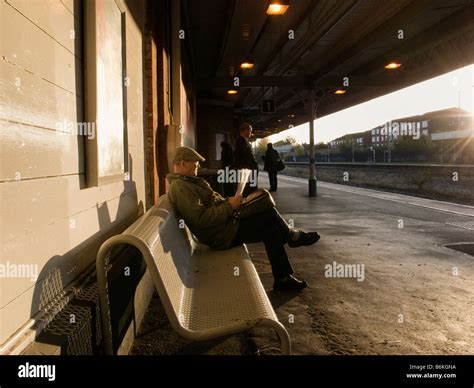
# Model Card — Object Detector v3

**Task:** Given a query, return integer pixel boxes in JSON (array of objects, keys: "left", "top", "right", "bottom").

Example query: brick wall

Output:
[
  {"left": 154, "top": 0, "right": 172, "bottom": 195},
  {"left": 144, "top": 25, "right": 159, "bottom": 209},
  {"left": 196, "top": 104, "right": 238, "bottom": 168}
]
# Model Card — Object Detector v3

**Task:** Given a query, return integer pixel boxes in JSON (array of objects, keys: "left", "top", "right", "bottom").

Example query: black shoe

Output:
[
  {"left": 288, "top": 231, "right": 320, "bottom": 248},
  {"left": 273, "top": 274, "right": 308, "bottom": 291}
]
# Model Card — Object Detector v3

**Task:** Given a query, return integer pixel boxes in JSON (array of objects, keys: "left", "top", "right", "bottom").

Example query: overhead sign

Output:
[{"left": 261, "top": 99, "right": 275, "bottom": 113}]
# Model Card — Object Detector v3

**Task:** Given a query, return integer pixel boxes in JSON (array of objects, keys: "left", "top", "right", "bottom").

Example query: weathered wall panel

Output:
[{"left": 0, "top": 0, "right": 147, "bottom": 348}]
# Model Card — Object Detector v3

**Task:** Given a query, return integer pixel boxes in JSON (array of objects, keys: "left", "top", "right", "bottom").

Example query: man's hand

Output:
[{"left": 227, "top": 194, "right": 243, "bottom": 210}]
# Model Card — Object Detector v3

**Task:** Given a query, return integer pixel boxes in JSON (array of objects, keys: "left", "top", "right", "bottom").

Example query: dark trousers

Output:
[
  {"left": 223, "top": 182, "right": 236, "bottom": 197},
  {"left": 268, "top": 169, "right": 278, "bottom": 191},
  {"left": 230, "top": 206, "right": 294, "bottom": 280}
]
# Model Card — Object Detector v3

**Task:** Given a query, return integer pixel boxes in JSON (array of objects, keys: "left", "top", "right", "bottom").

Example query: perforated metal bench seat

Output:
[{"left": 96, "top": 194, "right": 291, "bottom": 355}]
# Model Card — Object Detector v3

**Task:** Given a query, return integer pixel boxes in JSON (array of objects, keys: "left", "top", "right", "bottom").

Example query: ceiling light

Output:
[
  {"left": 227, "top": 89, "right": 238, "bottom": 95},
  {"left": 334, "top": 89, "right": 346, "bottom": 95},
  {"left": 240, "top": 61, "right": 255, "bottom": 69},
  {"left": 267, "top": 0, "right": 289, "bottom": 15},
  {"left": 385, "top": 62, "right": 401, "bottom": 70}
]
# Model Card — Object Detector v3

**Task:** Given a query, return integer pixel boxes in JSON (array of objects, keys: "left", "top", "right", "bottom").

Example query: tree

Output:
[
  {"left": 256, "top": 137, "right": 269, "bottom": 153},
  {"left": 293, "top": 144, "right": 305, "bottom": 156},
  {"left": 338, "top": 142, "right": 352, "bottom": 161},
  {"left": 274, "top": 136, "right": 297, "bottom": 148},
  {"left": 255, "top": 138, "right": 269, "bottom": 163},
  {"left": 315, "top": 142, "right": 328, "bottom": 151},
  {"left": 393, "top": 135, "right": 433, "bottom": 161}
]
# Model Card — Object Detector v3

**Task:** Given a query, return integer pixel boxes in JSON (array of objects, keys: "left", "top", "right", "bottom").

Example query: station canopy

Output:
[{"left": 186, "top": 0, "right": 474, "bottom": 138}]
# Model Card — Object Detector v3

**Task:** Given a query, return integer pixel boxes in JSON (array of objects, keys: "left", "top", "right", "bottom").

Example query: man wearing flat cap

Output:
[{"left": 167, "top": 146, "right": 320, "bottom": 291}]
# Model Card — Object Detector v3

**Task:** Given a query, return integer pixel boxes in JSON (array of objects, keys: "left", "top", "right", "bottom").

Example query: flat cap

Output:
[{"left": 173, "top": 146, "right": 206, "bottom": 164}]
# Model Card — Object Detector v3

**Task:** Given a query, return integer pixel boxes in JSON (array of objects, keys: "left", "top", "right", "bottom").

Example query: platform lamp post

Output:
[
  {"left": 308, "top": 90, "right": 316, "bottom": 196},
  {"left": 306, "top": 88, "right": 328, "bottom": 197},
  {"left": 388, "top": 130, "right": 392, "bottom": 163},
  {"left": 352, "top": 137, "right": 355, "bottom": 163}
]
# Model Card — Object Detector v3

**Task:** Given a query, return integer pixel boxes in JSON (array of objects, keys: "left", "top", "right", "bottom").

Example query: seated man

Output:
[{"left": 167, "top": 146, "right": 320, "bottom": 291}]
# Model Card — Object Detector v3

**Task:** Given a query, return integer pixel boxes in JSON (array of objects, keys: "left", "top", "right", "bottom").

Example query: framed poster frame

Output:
[{"left": 85, "top": 0, "right": 127, "bottom": 187}]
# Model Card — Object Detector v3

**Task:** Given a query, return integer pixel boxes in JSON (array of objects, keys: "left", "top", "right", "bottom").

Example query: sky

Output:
[{"left": 266, "top": 64, "right": 474, "bottom": 145}]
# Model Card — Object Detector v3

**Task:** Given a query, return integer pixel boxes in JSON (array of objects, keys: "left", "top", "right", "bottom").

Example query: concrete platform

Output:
[{"left": 131, "top": 173, "right": 474, "bottom": 355}]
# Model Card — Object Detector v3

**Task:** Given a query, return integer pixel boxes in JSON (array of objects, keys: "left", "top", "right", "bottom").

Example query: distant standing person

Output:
[
  {"left": 220, "top": 141, "right": 234, "bottom": 168},
  {"left": 264, "top": 143, "right": 281, "bottom": 192},
  {"left": 234, "top": 123, "right": 258, "bottom": 196},
  {"left": 220, "top": 141, "right": 235, "bottom": 197}
]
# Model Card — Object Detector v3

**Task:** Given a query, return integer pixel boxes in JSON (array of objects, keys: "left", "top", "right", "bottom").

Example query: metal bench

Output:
[{"left": 96, "top": 194, "right": 291, "bottom": 355}]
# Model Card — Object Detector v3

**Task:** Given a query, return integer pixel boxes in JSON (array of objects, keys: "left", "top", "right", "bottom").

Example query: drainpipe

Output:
[
  {"left": 167, "top": 0, "right": 183, "bottom": 172},
  {"left": 171, "top": 0, "right": 182, "bottom": 141},
  {"left": 308, "top": 90, "right": 317, "bottom": 197}
]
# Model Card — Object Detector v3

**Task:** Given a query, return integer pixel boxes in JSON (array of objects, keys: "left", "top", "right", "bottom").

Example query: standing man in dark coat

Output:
[
  {"left": 264, "top": 143, "right": 280, "bottom": 192},
  {"left": 220, "top": 141, "right": 234, "bottom": 168},
  {"left": 234, "top": 123, "right": 258, "bottom": 196},
  {"left": 220, "top": 141, "right": 235, "bottom": 197}
]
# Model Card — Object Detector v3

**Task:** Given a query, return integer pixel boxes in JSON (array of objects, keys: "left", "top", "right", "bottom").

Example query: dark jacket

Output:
[
  {"left": 221, "top": 143, "right": 234, "bottom": 168},
  {"left": 234, "top": 136, "right": 258, "bottom": 170},
  {"left": 264, "top": 148, "right": 280, "bottom": 172},
  {"left": 167, "top": 173, "right": 239, "bottom": 250}
]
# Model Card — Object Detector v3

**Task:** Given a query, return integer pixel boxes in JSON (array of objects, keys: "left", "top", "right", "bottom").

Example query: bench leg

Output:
[
  {"left": 96, "top": 242, "right": 116, "bottom": 355},
  {"left": 274, "top": 323, "right": 292, "bottom": 355},
  {"left": 258, "top": 319, "right": 292, "bottom": 355}
]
